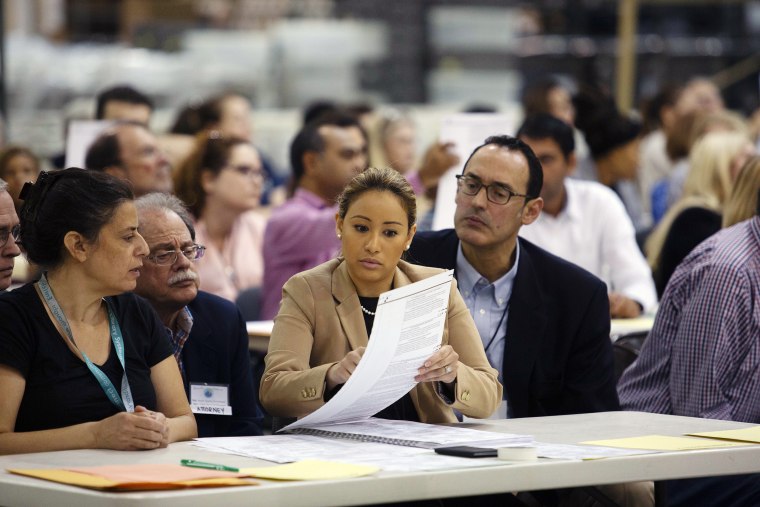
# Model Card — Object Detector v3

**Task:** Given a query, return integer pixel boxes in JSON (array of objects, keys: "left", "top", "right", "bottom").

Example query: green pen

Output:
[{"left": 180, "top": 459, "right": 239, "bottom": 472}]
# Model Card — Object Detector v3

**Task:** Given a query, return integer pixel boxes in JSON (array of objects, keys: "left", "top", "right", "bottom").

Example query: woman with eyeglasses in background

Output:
[
  {"left": 173, "top": 133, "right": 267, "bottom": 303},
  {"left": 0, "top": 168, "right": 196, "bottom": 455}
]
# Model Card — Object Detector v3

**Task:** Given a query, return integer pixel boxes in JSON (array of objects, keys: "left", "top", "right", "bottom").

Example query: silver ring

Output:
[{"left": 444, "top": 365, "right": 452, "bottom": 374}]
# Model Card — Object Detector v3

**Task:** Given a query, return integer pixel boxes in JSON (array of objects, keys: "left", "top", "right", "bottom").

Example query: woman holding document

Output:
[
  {"left": 0, "top": 169, "right": 196, "bottom": 454},
  {"left": 260, "top": 167, "right": 501, "bottom": 423}
]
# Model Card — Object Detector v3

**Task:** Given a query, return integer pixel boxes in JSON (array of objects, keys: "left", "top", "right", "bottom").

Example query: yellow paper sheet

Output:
[
  {"left": 240, "top": 460, "right": 379, "bottom": 480},
  {"left": 688, "top": 426, "right": 760, "bottom": 444},
  {"left": 9, "top": 467, "right": 256, "bottom": 491},
  {"left": 582, "top": 435, "right": 749, "bottom": 451}
]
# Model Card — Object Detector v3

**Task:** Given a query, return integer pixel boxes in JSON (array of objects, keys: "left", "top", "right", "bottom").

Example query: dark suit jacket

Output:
[
  {"left": 408, "top": 230, "right": 620, "bottom": 418},
  {"left": 184, "top": 291, "right": 263, "bottom": 437}
]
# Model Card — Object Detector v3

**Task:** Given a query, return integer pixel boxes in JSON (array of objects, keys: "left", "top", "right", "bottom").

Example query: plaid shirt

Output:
[
  {"left": 618, "top": 217, "right": 760, "bottom": 422},
  {"left": 166, "top": 306, "right": 194, "bottom": 380}
]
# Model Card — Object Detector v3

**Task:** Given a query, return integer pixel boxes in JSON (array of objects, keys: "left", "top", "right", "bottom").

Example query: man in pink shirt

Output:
[{"left": 261, "top": 113, "right": 368, "bottom": 319}]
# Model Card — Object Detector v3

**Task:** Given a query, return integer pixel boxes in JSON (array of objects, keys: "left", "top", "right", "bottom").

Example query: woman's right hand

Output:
[
  {"left": 326, "top": 347, "right": 366, "bottom": 391},
  {"left": 94, "top": 409, "right": 170, "bottom": 450}
]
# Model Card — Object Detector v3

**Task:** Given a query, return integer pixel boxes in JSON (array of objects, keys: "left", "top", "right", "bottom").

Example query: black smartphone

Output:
[{"left": 434, "top": 445, "right": 498, "bottom": 458}]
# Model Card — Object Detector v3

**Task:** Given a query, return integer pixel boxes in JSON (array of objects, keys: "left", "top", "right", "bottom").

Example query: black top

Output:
[
  {"left": 358, "top": 296, "right": 420, "bottom": 423},
  {"left": 0, "top": 283, "right": 172, "bottom": 432},
  {"left": 654, "top": 206, "right": 722, "bottom": 296}
]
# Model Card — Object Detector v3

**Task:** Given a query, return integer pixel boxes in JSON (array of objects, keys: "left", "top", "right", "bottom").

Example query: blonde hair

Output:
[
  {"left": 723, "top": 156, "right": 760, "bottom": 228},
  {"left": 646, "top": 130, "right": 751, "bottom": 269}
]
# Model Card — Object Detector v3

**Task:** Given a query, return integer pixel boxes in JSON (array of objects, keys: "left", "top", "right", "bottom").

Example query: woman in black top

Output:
[{"left": 0, "top": 168, "right": 196, "bottom": 454}]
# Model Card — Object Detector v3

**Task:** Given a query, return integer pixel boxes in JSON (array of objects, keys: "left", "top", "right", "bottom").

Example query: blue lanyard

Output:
[{"left": 38, "top": 274, "right": 135, "bottom": 412}]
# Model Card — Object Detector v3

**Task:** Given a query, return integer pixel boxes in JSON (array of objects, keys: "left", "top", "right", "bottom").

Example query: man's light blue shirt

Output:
[{"left": 456, "top": 241, "right": 520, "bottom": 394}]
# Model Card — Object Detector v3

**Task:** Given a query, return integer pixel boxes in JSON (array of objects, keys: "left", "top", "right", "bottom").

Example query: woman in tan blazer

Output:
[{"left": 260, "top": 167, "right": 501, "bottom": 423}]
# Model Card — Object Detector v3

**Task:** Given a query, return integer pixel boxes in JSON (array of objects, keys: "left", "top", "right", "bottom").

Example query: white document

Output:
[
  {"left": 289, "top": 418, "right": 533, "bottom": 449},
  {"left": 64, "top": 120, "right": 114, "bottom": 169},
  {"left": 194, "top": 435, "right": 517, "bottom": 472},
  {"left": 535, "top": 442, "right": 659, "bottom": 460},
  {"left": 432, "top": 114, "right": 515, "bottom": 231},
  {"left": 284, "top": 270, "right": 454, "bottom": 431}
]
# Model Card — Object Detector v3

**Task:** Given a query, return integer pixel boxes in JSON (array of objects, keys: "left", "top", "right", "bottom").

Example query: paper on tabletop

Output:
[
  {"left": 582, "top": 435, "right": 750, "bottom": 451},
  {"left": 283, "top": 270, "right": 453, "bottom": 431},
  {"left": 240, "top": 460, "right": 378, "bottom": 480},
  {"left": 8, "top": 464, "right": 255, "bottom": 491},
  {"left": 687, "top": 426, "right": 760, "bottom": 444},
  {"left": 68, "top": 463, "right": 245, "bottom": 481}
]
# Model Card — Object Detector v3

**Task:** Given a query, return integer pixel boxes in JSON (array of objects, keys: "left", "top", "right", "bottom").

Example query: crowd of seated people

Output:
[{"left": 0, "top": 76, "right": 759, "bottom": 507}]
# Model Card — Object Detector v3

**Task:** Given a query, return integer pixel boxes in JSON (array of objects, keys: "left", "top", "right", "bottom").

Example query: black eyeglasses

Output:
[
  {"left": 455, "top": 174, "right": 530, "bottom": 205},
  {"left": 226, "top": 164, "right": 264, "bottom": 179},
  {"left": 0, "top": 224, "right": 20, "bottom": 248},
  {"left": 146, "top": 244, "right": 206, "bottom": 266}
]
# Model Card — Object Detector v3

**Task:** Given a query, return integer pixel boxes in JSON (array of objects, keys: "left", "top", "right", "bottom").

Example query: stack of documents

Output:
[
  {"left": 195, "top": 419, "right": 532, "bottom": 472},
  {"left": 196, "top": 272, "right": 534, "bottom": 473}
]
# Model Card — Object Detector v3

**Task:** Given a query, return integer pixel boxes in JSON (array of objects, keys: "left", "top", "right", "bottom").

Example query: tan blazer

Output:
[{"left": 260, "top": 258, "right": 502, "bottom": 423}]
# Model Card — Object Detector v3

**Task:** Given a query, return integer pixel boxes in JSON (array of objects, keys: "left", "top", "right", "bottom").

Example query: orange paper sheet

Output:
[
  {"left": 68, "top": 463, "right": 245, "bottom": 482},
  {"left": 9, "top": 464, "right": 257, "bottom": 491}
]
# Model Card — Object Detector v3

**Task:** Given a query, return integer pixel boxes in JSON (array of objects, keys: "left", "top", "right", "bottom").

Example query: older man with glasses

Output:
[
  {"left": 0, "top": 179, "right": 21, "bottom": 291},
  {"left": 133, "top": 192, "right": 263, "bottom": 438}
]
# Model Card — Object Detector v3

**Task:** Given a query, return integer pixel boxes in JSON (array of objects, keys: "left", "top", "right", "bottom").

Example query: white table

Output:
[
  {"left": 246, "top": 320, "right": 273, "bottom": 353},
  {"left": 2, "top": 412, "right": 759, "bottom": 507}
]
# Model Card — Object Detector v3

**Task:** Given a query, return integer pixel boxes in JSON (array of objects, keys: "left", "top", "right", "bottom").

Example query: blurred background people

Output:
[
  {"left": 0, "top": 179, "right": 21, "bottom": 291},
  {"left": 517, "top": 114, "right": 657, "bottom": 318},
  {"left": 0, "top": 147, "right": 42, "bottom": 284},
  {"left": 573, "top": 87, "right": 649, "bottom": 236},
  {"left": 0, "top": 146, "right": 42, "bottom": 214},
  {"left": 173, "top": 133, "right": 267, "bottom": 303},
  {"left": 261, "top": 112, "right": 368, "bottom": 319},
  {"left": 95, "top": 85, "right": 154, "bottom": 125},
  {"left": 168, "top": 92, "right": 286, "bottom": 205},
  {"left": 637, "top": 84, "right": 682, "bottom": 218},
  {"left": 722, "top": 156, "right": 760, "bottom": 229},
  {"left": 646, "top": 131, "right": 755, "bottom": 295},
  {"left": 522, "top": 77, "right": 576, "bottom": 126},
  {"left": 664, "top": 110, "right": 750, "bottom": 208},
  {"left": 85, "top": 121, "right": 173, "bottom": 196}
]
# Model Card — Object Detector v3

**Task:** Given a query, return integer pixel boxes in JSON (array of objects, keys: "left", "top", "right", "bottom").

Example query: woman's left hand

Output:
[
  {"left": 135, "top": 405, "right": 170, "bottom": 448},
  {"left": 415, "top": 345, "right": 459, "bottom": 384}
]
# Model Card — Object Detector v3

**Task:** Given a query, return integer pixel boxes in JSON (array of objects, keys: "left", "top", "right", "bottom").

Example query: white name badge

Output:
[{"left": 190, "top": 383, "right": 232, "bottom": 415}]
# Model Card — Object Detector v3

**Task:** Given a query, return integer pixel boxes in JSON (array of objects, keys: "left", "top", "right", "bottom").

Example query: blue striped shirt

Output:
[{"left": 618, "top": 217, "right": 760, "bottom": 422}]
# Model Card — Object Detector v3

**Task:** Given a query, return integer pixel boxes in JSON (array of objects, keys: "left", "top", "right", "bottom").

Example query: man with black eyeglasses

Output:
[
  {"left": 409, "top": 134, "right": 619, "bottom": 418},
  {"left": 133, "top": 192, "right": 263, "bottom": 438},
  {"left": 0, "top": 179, "right": 21, "bottom": 290},
  {"left": 408, "top": 135, "right": 643, "bottom": 505}
]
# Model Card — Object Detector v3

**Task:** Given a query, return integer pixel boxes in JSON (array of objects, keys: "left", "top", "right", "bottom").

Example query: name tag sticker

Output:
[{"left": 190, "top": 383, "right": 232, "bottom": 415}]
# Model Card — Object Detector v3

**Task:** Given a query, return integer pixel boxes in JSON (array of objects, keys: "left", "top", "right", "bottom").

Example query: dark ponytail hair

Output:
[{"left": 19, "top": 168, "right": 134, "bottom": 269}]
